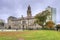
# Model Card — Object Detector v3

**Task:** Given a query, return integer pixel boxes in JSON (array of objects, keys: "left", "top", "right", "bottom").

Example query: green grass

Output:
[{"left": 0, "top": 30, "right": 60, "bottom": 40}]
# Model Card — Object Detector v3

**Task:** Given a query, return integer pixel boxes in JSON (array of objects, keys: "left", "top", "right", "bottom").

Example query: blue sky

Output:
[{"left": 0, "top": 0, "right": 60, "bottom": 23}]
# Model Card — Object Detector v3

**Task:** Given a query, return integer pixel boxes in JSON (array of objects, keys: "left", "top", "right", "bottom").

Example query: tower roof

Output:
[{"left": 28, "top": 5, "right": 31, "bottom": 10}]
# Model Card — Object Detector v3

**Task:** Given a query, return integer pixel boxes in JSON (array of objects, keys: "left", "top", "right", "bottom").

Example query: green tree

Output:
[
  {"left": 0, "top": 22, "right": 4, "bottom": 26},
  {"left": 35, "top": 10, "right": 50, "bottom": 28}
]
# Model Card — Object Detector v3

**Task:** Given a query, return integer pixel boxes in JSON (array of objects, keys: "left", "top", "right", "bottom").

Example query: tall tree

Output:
[{"left": 35, "top": 10, "right": 50, "bottom": 28}]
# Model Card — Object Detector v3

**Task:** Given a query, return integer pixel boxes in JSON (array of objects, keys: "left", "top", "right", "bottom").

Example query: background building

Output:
[{"left": 46, "top": 6, "right": 56, "bottom": 23}]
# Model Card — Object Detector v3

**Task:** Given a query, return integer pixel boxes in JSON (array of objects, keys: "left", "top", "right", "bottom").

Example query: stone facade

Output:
[{"left": 7, "top": 5, "right": 41, "bottom": 29}]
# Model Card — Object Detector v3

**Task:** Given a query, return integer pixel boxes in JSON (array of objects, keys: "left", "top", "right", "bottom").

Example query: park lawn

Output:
[{"left": 0, "top": 30, "right": 60, "bottom": 40}]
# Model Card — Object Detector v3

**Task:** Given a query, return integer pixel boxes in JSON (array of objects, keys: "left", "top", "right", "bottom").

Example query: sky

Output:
[{"left": 0, "top": 0, "right": 60, "bottom": 23}]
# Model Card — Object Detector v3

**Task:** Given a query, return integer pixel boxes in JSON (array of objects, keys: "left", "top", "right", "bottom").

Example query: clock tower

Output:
[{"left": 27, "top": 5, "right": 32, "bottom": 18}]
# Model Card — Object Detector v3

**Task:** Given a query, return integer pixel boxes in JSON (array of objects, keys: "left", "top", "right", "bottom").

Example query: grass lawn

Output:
[{"left": 0, "top": 30, "right": 60, "bottom": 40}]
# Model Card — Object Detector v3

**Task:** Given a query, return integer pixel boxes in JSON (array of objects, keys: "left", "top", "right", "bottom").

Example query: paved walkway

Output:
[{"left": 0, "top": 29, "right": 23, "bottom": 31}]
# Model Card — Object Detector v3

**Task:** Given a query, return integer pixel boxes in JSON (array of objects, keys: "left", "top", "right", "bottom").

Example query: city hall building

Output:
[{"left": 6, "top": 5, "right": 41, "bottom": 29}]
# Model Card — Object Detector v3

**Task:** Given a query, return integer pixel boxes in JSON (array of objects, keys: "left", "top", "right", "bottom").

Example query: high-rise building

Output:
[{"left": 46, "top": 6, "right": 56, "bottom": 23}]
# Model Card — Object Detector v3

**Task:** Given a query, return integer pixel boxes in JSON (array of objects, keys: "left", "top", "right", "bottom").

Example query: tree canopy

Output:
[
  {"left": 45, "top": 20, "right": 55, "bottom": 29},
  {"left": 35, "top": 10, "right": 50, "bottom": 28}
]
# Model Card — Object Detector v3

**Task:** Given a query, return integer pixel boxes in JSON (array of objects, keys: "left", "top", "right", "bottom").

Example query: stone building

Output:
[{"left": 7, "top": 5, "right": 41, "bottom": 30}]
